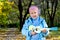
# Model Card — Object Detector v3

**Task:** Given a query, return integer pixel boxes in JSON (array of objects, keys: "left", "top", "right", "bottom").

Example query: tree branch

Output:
[
  {"left": 22, "top": 0, "right": 32, "bottom": 24},
  {"left": 53, "top": 0, "right": 58, "bottom": 19}
]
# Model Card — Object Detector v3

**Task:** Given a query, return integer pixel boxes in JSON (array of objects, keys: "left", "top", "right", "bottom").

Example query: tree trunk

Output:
[
  {"left": 49, "top": 17, "right": 54, "bottom": 27},
  {"left": 18, "top": 0, "right": 23, "bottom": 31}
]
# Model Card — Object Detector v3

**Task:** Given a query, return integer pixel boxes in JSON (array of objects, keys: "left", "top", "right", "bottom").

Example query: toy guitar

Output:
[{"left": 29, "top": 25, "right": 58, "bottom": 33}]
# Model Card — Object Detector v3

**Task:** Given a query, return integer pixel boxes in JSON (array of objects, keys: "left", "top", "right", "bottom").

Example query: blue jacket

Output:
[{"left": 21, "top": 16, "right": 49, "bottom": 40}]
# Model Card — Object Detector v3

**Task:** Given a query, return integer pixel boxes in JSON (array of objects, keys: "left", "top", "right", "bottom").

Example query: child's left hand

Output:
[{"left": 41, "top": 28, "right": 47, "bottom": 33}]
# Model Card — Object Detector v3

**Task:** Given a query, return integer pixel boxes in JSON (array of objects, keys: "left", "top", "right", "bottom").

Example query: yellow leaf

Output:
[
  {"left": 0, "top": 6, "right": 2, "bottom": 10},
  {"left": 3, "top": 13, "right": 6, "bottom": 16},
  {"left": 11, "top": 2, "right": 14, "bottom": 5},
  {"left": 0, "top": 10, "right": 2, "bottom": 13},
  {"left": 0, "top": 2, "right": 4, "bottom": 6},
  {"left": 6, "top": 1, "right": 11, "bottom": 5}
]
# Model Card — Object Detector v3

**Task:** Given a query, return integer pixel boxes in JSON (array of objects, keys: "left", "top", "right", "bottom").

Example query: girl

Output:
[{"left": 21, "top": 5, "right": 49, "bottom": 40}]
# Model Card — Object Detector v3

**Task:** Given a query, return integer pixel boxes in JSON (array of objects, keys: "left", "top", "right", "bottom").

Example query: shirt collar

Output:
[{"left": 31, "top": 16, "right": 40, "bottom": 21}]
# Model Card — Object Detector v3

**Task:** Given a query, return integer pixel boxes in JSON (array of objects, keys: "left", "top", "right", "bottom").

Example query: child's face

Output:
[{"left": 29, "top": 9, "right": 39, "bottom": 19}]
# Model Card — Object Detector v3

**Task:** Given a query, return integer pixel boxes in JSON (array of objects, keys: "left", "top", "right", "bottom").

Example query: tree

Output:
[
  {"left": 36, "top": 0, "right": 58, "bottom": 26},
  {"left": 18, "top": 0, "right": 32, "bottom": 31},
  {"left": 0, "top": 0, "right": 14, "bottom": 28},
  {"left": 46, "top": 0, "right": 58, "bottom": 26}
]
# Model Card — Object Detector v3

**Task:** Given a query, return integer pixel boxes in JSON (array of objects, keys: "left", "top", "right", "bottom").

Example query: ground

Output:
[{"left": 0, "top": 28, "right": 60, "bottom": 40}]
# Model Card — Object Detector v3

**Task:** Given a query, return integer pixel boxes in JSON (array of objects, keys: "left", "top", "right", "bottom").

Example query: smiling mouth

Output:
[{"left": 33, "top": 16, "right": 36, "bottom": 17}]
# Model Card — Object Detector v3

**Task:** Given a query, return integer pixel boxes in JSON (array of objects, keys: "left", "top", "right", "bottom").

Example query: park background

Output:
[{"left": 0, "top": 0, "right": 60, "bottom": 40}]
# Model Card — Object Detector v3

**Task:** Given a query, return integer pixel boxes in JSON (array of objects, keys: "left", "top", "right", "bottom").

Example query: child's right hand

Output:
[{"left": 31, "top": 32, "right": 36, "bottom": 35}]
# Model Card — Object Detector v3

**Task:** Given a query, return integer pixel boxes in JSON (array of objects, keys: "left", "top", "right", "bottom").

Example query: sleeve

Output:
[
  {"left": 41, "top": 19, "right": 49, "bottom": 37},
  {"left": 21, "top": 20, "right": 32, "bottom": 37}
]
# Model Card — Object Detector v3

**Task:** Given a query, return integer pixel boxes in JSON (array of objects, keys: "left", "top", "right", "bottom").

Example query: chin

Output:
[{"left": 32, "top": 17, "right": 37, "bottom": 19}]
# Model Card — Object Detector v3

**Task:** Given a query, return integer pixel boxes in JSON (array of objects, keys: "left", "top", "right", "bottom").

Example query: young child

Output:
[{"left": 21, "top": 5, "right": 49, "bottom": 40}]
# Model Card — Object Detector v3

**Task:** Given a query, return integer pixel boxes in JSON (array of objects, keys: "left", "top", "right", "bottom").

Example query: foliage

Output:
[{"left": 0, "top": 0, "right": 19, "bottom": 27}]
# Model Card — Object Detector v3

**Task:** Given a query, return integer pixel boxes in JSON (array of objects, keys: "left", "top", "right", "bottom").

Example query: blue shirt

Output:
[{"left": 21, "top": 16, "right": 49, "bottom": 40}]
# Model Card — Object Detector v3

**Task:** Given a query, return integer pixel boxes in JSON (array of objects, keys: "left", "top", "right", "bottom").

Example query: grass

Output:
[{"left": 46, "top": 27, "right": 60, "bottom": 40}]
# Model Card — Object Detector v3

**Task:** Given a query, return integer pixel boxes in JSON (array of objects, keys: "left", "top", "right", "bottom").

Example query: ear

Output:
[{"left": 38, "top": 9, "right": 41, "bottom": 15}]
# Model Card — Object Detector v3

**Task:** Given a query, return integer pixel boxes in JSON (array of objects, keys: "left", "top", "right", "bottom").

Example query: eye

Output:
[
  {"left": 31, "top": 13, "right": 33, "bottom": 14},
  {"left": 34, "top": 12, "right": 36, "bottom": 13}
]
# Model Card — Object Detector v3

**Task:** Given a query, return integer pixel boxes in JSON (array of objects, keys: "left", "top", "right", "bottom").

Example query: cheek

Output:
[
  {"left": 30, "top": 14, "right": 33, "bottom": 17},
  {"left": 36, "top": 13, "right": 39, "bottom": 16}
]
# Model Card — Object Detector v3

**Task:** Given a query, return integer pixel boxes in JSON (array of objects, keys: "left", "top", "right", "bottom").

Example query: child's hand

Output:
[
  {"left": 31, "top": 32, "right": 36, "bottom": 35},
  {"left": 41, "top": 28, "right": 47, "bottom": 33}
]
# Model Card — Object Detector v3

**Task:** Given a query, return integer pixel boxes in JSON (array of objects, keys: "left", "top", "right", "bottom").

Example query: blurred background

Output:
[{"left": 0, "top": 0, "right": 60, "bottom": 40}]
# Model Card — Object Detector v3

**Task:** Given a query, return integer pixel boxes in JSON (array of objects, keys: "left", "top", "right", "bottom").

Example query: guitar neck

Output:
[{"left": 46, "top": 27, "right": 58, "bottom": 31}]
